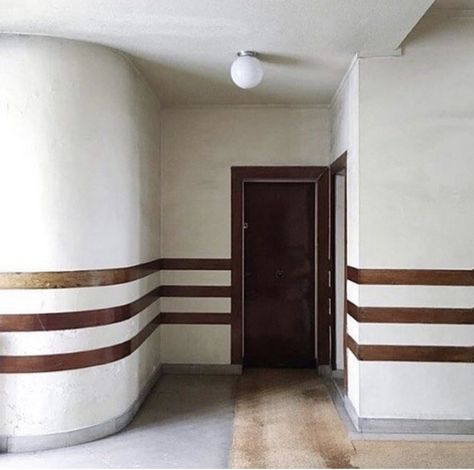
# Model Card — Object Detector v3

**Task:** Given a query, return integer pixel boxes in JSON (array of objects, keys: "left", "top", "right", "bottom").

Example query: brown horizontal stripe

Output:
[
  {"left": 0, "top": 258, "right": 232, "bottom": 289},
  {"left": 0, "top": 259, "right": 162, "bottom": 289},
  {"left": 0, "top": 288, "right": 161, "bottom": 332},
  {"left": 161, "top": 312, "right": 231, "bottom": 325},
  {"left": 160, "top": 258, "right": 231, "bottom": 270},
  {"left": 0, "top": 314, "right": 161, "bottom": 373},
  {"left": 347, "top": 335, "right": 474, "bottom": 363},
  {"left": 159, "top": 285, "right": 231, "bottom": 297},
  {"left": 0, "top": 282, "right": 231, "bottom": 332},
  {"left": 347, "top": 266, "right": 473, "bottom": 286},
  {"left": 347, "top": 301, "right": 474, "bottom": 324}
]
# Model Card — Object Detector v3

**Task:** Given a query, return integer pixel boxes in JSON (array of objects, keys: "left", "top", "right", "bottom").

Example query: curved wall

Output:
[{"left": 0, "top": 35, "right": 162, "bottom": 450}]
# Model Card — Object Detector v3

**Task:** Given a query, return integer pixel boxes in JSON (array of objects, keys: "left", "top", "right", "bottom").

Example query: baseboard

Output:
[
  {"left": 326, "top": 375, "right": 474, "bottom": 438},
  {"left": 0, "top": 364, "right": 163, "bottom": 453},
  {"left": 162, "top": 363, "right": 243, "bottom": 375},
  {"left": 358, "top": 417, "right": 474, "bottom": 435}
]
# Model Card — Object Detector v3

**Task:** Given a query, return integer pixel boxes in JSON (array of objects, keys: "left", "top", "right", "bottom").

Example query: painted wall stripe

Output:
[
  {"left": 0, "top": 314, "right": 162, "bottom": 373},
  {"left": 347, "top": 335, "right": 474, "bottom": 363},
  {"left": 0, "top": 311, "right": 232, "bottom": 372},
  {"left": 0, "top": 288, "right": 161, "bottom": 332},
  {"left": 161, "top": 312, "right": 231, "bottom": 325},
  {"left": 0, "top": 258, "right": 231, "bottom": 289},
  {"left": 347, "top": 266, "right": 473, "bottom": 286},
  {"left": 160, "top": 285, "right": 231, "bottom": 298},
  {"left": 347, "top": 301, "right": 474, "bottom": 324},
  {"left": 0, "top": 285, "right": 231, "bottom": 332},
  {"left": 160, "top": 258, "right": 231, "bottom": 270},
  {"left": 0, "top": 260, "right": 162, "bottom": 289}
]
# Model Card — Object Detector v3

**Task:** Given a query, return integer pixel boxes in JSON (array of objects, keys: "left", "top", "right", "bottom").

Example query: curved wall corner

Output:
[{"left": 0, "top": 35, "right": 162, "bottom": 452}]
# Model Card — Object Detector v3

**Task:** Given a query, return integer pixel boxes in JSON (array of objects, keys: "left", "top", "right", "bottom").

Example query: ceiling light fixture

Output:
[{"left": 230, "top": 51, "right": 264, "bottom": 89}]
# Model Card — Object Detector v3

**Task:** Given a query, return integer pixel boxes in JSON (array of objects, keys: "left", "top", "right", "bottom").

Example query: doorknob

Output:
[{"left": 275, "top": 269, "right": 284, "bottom": 279}]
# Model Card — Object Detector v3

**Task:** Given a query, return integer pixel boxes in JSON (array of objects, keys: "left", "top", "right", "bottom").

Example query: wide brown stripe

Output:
[
  {"left": 0, "top": 314, "right": 161, "bottom": 373},
  {"left": 0, "top": 288, "right": 161, "bottom": 332},
  {"left": 0, "top": 259, "right": 162, "bottom": 289},
  {"left": 347, "top": 267, "right": 473, "bottom": 286},
  {"left": 160, "top": 258, "right": 231, "bottom": 270},
  {"left": 347, "top": 301, "right": 474, "bottom": 324},
  {"left": 161, "top": 312, "right": 231, "bottom": 325},
  {"left": 346, "top": 335, "right": 474, "bottom": 363},
  {"left": 0, "top": 258, "right": 232, "bottom": 289},
  {"left": 160, "top": 285, "right": 231, "bottom": 297}
]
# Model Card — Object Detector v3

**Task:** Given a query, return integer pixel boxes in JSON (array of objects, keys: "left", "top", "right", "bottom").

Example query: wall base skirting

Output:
[
  {"left": 357, "top": 417, "right": 474, "bottom": 435},
  {"left": 0, "top": 364, "right": 163, "bottom": 454},
  {"left": 327, "top": 376, "right": 474, "bottom": 439},
  {"left": 162, "top": 363, "right": 243, "bottom": 375}
]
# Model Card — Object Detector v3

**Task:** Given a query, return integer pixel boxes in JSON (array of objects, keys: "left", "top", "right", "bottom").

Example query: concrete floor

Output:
[{"left": 0, "top": 375, "right": 238, "bottom": 469}]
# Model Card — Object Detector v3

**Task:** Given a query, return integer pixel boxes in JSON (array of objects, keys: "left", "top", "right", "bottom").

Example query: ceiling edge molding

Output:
[
  {"left": 357, "top": 48, "right": 403, "bottom": 59},
  {"left": 162, "top": 103, "right": 330, "bottom": 111}
]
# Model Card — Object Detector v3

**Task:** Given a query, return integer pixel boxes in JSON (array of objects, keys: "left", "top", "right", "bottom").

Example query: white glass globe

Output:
[{"left": 231, "top": 55, "right": 264, "bottom": 89}]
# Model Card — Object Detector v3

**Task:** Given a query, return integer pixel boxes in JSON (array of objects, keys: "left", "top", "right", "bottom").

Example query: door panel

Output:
[{"left": 244, "top": 182, "right": 315, "bottom": 367}]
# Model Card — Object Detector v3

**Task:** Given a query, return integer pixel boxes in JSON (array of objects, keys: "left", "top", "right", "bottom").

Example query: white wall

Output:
[
  {"left": 160, "top": 107, "right": 330, "bottom": 364},
  {"left": 353, "top": 13, "right": 474, "bottom": 420},
  {"left": 330, "top": 60, "right": 360, "bottom": 269},
  {"left": 0, "top": 35, "right": 162, "bottom": 436}
]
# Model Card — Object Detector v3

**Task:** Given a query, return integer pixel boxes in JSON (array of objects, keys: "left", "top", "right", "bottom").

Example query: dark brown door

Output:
[{"left": 243, "top": 182, "right": 315, "bottom": 368}]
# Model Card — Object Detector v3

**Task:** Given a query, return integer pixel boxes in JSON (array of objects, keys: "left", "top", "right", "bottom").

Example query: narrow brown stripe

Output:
[
  {"left": 346, "top": 334, "right": 359, "bottom": 358},
  {"left": 347, "top": 267, "right": 473, "bottom": 286},
  {"left": 161, "top": 312, "right": 231, "bottom": 325},
  {"left": 347, "top": 266, "right": 359, "bottom": 284},
  {"left": 159, "top": 285, "right": 231, "bottom": 297},
  {"left": 0, "top": 314, "right": 161, "bottom": 373},
  {"left": 160, "top": 259, "right": 231, "bottom": 270},
  {"left": 347, "top": 301, "right": 474, "bottom": 324},
  {"left": 0, "top": 288, "right": 161, "bottom": 332},
  {"left": 347, "top": 335, "right": 474, "bottom": 363},
  {"left": 0, "top": 259, "right": 161, "bottom": 289}
]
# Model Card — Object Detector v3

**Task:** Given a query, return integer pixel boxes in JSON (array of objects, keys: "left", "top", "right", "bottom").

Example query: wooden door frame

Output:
[
  {"left": 329, "top": 152, "right": 348, "bottom": 382},
  {"left": 231, "top": 166, "right": 330, "bottom": 366}
]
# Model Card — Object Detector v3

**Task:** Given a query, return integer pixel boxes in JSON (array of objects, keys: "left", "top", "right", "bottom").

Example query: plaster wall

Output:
[
  {"left": 0, "top": 35, "right": 162, "bottom": 437},
  {"left": 354, "top": 14, "right": 474, "bottom": 420},
  {"left": 160, "top": 107, "right": 330, "bottom": 363}
]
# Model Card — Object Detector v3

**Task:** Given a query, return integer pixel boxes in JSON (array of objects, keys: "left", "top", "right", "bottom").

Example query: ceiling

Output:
[{"left": 0, "top": 0, "right": 435, "bottom": 106}]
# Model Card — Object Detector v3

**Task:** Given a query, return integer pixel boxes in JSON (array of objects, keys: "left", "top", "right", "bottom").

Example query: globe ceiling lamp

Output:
[{"left": 230, "top": 51, "right": 264, "bottom": 89}]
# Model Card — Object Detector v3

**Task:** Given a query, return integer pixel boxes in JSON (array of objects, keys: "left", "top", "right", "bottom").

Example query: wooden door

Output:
[{"left": 243, "top": 182, "right": 315, "bottom": 367}]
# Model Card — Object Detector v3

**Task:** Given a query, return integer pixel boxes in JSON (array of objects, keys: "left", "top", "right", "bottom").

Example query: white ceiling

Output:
[{"left": 0, "top": 0, "right": 435, "bottom": 106}]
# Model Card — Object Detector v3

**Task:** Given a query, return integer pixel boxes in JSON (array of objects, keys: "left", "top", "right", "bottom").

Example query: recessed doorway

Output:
[{"left": 231, "top": 166, "right": 330, "bottom": 368}]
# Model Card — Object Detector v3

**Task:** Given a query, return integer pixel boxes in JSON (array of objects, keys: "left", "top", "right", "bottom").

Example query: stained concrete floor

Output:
[{"left": 0, "top": 375, "right": 238, "bottom": 469}]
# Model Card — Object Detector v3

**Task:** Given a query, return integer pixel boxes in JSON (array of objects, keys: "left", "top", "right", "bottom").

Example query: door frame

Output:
[
  {"left": 329, "top": 152, "right": 348, "bottom": 383},
  {"left": 231, "top": 166, "right": 330, "bottom": 366}
]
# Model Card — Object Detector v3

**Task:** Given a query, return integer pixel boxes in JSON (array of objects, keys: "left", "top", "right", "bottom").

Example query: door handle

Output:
[{"left": 275, "top": 269, "right": 284, "bottom": 279}]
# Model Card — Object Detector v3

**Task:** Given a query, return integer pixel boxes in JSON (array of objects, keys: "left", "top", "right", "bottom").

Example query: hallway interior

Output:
[{"left": 1, "top": 370, "right": 473, "bottom": 469}]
